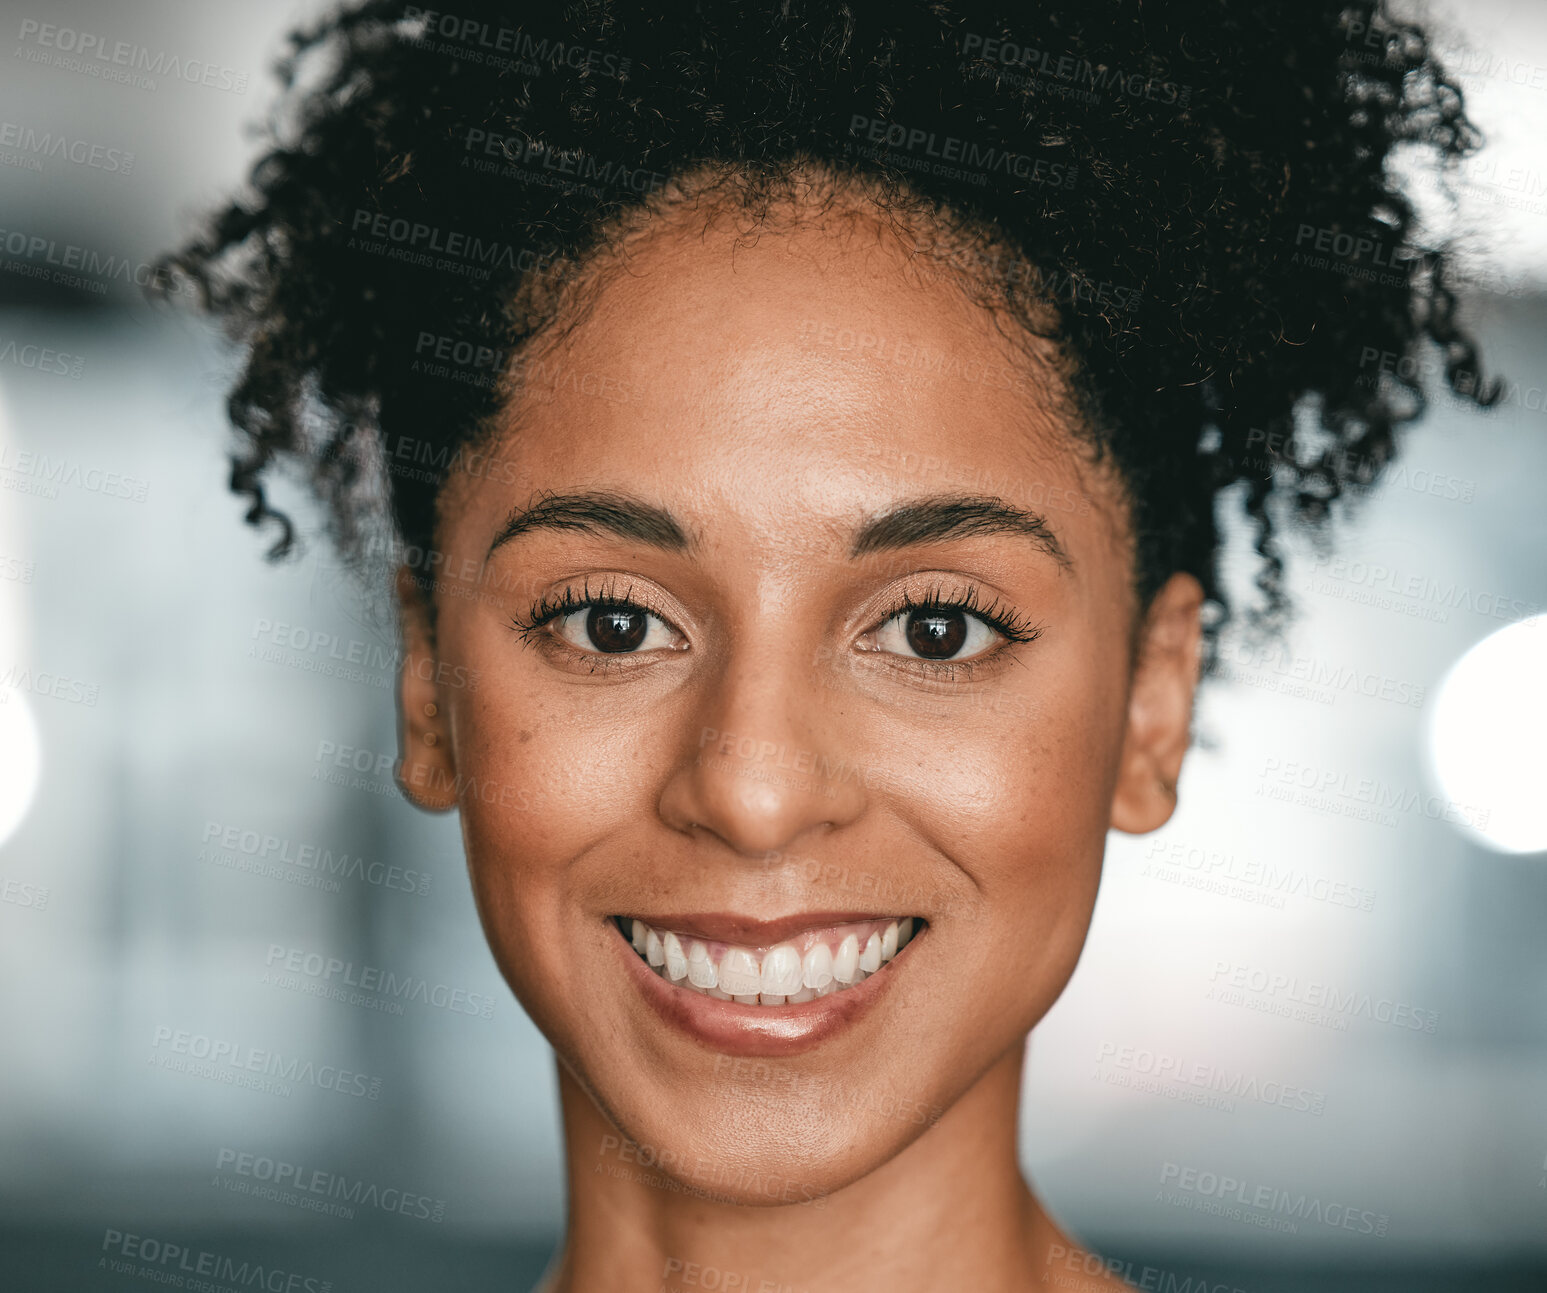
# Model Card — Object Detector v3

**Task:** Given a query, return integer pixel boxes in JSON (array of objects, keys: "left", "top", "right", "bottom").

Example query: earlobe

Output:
[
  {"left": 1108, "top": 573, "right": 1204, "bottom": 835},
  {"left": 394, "top": 565, "right": 459, "bottom": 813}
]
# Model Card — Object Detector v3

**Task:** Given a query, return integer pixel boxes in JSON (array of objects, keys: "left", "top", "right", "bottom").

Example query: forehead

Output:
[{"left": 462, "top": 203, "right": 1106, "bottom": 549}]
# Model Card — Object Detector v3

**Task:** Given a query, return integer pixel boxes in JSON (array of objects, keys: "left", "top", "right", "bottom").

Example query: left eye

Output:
[
  {"left": 872, "top": 608, "right": 999, "bottom": 661},
  {"left": 552, "top": 605, "right": 678, "bottom": 654}
]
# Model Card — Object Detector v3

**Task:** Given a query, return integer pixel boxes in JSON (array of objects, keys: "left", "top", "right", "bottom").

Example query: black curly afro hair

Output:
[{"left": 154, "top": 0, "right": 1497, "bottom": 663}]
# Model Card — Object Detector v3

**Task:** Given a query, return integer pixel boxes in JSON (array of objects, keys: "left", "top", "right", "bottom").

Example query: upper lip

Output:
[{"left": 617, "top": 910, "right": 917, "bottom": 946}]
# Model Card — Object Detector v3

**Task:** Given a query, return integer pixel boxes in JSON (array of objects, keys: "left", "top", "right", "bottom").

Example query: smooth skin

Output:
[{"left": 392, "top": 185, "right": 1202, "bottom": 1293}]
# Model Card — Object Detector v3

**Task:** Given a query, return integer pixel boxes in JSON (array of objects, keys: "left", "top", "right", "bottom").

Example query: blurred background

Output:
[{"left": 0, "top": 1, "right": 1544, "bottom": 1290}]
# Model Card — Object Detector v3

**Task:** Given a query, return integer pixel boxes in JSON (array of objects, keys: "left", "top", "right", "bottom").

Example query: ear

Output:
[
  {"left": 394, "top": 565, "right": 458, "bottom": 812},
  {"left": 1109, "top": 572, "right": 1205, "bottom": 834}
]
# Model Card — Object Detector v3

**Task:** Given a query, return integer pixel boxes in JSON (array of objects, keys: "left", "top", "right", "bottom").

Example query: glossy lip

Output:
[{"left": 612, "top": 914, "right": 924, "bottom": 1058}]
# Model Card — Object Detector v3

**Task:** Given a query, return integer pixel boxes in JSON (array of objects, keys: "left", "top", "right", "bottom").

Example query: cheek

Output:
[
  {"left": 447, "top": 656, "right": 670, "bottom": 952},
  {"left": 886, "top": 646, "right": 1127, "bottom": 976}
]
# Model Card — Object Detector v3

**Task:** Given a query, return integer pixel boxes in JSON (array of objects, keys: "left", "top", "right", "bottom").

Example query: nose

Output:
[{"left": 657, "top": 650, "right": 868, "bottom": 857}]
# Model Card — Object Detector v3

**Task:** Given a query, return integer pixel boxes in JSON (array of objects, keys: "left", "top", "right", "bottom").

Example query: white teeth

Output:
[
  {"left": 802, "top": 942, "right": 834, "bottom": 991},
  {"left": 859, "top": 933, "right": 882, "bottom": 974},
  {"left": 832, "top": 934, "right": 860, "bottom": 984},
  {"left": 627, "top": 918, "right": 920, "bottom": 1006},
  {"left": 663, "top": 932, "right": 688, "bottom": 981},
  {"left": 718, "top": 947, "right": 762, "bottom": 997},
  {"left": 687, "top": 941, "right": 718, "bottom": 990},
  {"left": 760, "top": 944, "right": 804, "bottom": 997}
]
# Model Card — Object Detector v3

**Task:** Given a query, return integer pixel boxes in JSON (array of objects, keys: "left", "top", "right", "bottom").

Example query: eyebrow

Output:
[
  {"left": 851, "top": 495, "right": 1071, "bottom": 568},
  {"left": 486, "top": 491, "right": 692, "bottom": 558},
  {"left": 485, "top": 489, "right": 1070, "bottom": 568}
]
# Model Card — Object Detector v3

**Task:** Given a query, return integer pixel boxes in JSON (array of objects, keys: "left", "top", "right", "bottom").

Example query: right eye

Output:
[{"left": 550, "top": 603, "right": 680, "bottom": 654}]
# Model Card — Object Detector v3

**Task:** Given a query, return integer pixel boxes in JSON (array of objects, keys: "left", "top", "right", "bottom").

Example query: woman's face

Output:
[{"left": 397, "top": 201, "right": 1201, "bottom": 1200}]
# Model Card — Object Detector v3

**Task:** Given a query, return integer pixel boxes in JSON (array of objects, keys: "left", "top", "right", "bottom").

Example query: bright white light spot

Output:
[
  {"left": 0, "top": 687, "right": 42, "bottom": 848},
  {"left": 1427, "top": 616, "right": 1547, "bottom": 853}
]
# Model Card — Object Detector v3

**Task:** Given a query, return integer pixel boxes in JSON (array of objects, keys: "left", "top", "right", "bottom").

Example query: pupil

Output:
[
  {"left": 906, "top": 610, "right": 966, "bottom": 659},
  {"left": 588, "top": 607, "right": 648, "bottom": 653}
]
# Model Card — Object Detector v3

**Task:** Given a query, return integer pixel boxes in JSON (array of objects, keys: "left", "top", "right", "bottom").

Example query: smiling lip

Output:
[{"left": 613, "top": 913, "right": 924, "bottom": 1057}]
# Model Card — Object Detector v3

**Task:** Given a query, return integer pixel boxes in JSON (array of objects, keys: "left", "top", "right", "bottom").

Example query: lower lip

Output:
[{"left": 613, "top": 920, "right": 915, "bottom": 1058}]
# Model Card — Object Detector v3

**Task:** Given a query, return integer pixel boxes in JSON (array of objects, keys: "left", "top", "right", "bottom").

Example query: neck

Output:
[{"left": 542, "top": 1040, "right": 1070, "bottom": 1293}]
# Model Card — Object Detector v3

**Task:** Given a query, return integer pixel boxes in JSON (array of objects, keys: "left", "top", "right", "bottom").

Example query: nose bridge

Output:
[{"left": 660, "top": 639, "right": 867, "bottom": 857}]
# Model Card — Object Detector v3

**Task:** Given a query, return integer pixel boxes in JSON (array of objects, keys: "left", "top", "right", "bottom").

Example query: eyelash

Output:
[
  {"left": 507, "top": 578, "right": 1042, "bottom": 678},
  {"left": 868, "top": 583, "right": 1042, "bottom": 679},
  {"left": 508, "top": 576, "right": 672, "bottom": 673}
]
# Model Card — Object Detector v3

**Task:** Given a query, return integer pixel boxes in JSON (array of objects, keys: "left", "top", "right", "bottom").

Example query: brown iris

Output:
[
  {"left": 906, "top": 610, "right": 967, "bottom": 659},
  {"left": 588, "top": 607, "right": 649, "bottom": 652}
]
